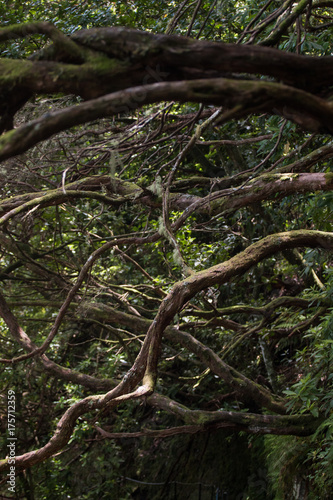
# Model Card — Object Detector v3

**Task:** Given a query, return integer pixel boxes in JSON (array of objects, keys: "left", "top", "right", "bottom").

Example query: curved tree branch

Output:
[
  {"left": 147, "top": 393, "right": 321, "bottom": 436},
  {"left": 1, "top": 78, "right": 333, "bottom": 162}
]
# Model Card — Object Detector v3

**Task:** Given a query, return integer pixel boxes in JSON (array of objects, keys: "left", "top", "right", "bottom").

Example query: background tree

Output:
[{"left": 0, "top": 1, "right": 332, "bottom": 498}]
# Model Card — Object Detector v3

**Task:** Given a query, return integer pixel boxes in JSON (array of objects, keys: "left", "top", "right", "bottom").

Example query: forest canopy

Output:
[{"left": 0, "top": 1, "right": 332, "bottom": 498}]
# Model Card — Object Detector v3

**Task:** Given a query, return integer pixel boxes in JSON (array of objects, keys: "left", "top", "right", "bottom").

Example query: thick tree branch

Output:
[
  {"left": 0, "top": 172, "right": 331, "bottom": 227},
  {"left": 1, "top": 230, "right": 331, "bottom": 471},
  {"left": 1, "top": 78, "right": 333, "bottom": 162},
  {"left": 0, "top": 15, "right": 332, "bottom": 485},
  {"left": 143, "top": 230, "right": 333, "bottom": 395},
  {"left": 70, "top": 26, "right": 333, "bottom": 90},
  {"left": 147, "top": 393, "right": 321, "bottom": 436}
]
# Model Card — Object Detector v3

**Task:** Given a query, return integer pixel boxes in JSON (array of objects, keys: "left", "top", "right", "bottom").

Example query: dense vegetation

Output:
[{"left": 0, "top": 1, "right": 332, "bottom": 498}]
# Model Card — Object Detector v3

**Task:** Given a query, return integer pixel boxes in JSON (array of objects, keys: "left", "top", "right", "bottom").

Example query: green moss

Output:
[
  {"left": 0, "top": 59, "right": 33, "bottom": 86},
  {"left": 324, "top": 172, "right": 333, "bottom": 183},
  {"left": 0, "top": 128, "right": 17, "bottom": 150}
]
